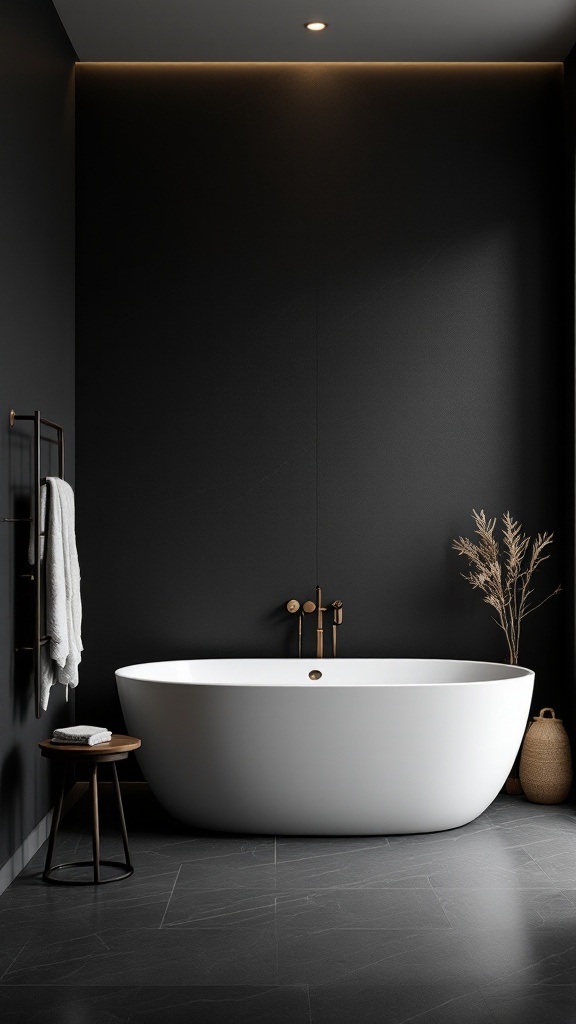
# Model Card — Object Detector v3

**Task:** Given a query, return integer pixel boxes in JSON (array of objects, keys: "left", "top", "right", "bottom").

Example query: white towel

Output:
[
  {"left": 53, "top": 725, "right": 111, "bottom": 745},
  {"left": 36, "top": 478, "right": 83, "bottom": 711}
]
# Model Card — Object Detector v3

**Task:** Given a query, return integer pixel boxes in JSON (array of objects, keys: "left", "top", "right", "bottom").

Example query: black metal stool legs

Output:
[
  {"left": 111, "top": 762, "right": 132, "bottom": 869},
  {"left": 43, "top": 765, "right": 68, "bottom": 880},
  {"left": 90, "top": 763, "right": 100, "bottom": 883},
  {"left": 44, "top": 760, "right": 135, "bottom": 885}
]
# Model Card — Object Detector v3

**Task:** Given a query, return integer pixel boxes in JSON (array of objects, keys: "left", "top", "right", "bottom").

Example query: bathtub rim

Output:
[{"left": 115, "top": 656, "right": 534, "bottom": 688}]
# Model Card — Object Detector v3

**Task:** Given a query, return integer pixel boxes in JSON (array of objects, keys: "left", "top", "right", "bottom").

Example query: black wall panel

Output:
[
  {"left": 0, "top": 0, "right": 76, "bottom": 866},
  {"left": 76, "top": 64, "right": 565, "bottom": 745}
]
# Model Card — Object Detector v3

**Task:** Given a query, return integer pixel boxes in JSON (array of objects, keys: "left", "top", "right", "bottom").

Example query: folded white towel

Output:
[
  {"left": 33, "top": 478, "right": 83, "bottom": 711},
  {"left": 52, "top": 725, "right": 111, "bottom": 746}
]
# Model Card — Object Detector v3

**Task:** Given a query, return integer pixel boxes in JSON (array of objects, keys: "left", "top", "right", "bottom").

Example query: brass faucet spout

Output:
[{"left": 316, "top": 585, "right": 327, "bottom": 658}]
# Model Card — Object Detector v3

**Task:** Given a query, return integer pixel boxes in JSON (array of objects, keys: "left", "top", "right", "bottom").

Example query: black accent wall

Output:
[
  {"left": 76, "top": 64, "right": 566, "bottom": 748},
  {"left": 0, "top": 0, "right": 76, "bottom": 865}
]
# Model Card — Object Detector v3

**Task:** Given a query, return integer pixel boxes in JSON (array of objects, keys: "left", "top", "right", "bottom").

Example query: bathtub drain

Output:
[{"left": 309, "top": 670, "right": 322, "bottom": 680}]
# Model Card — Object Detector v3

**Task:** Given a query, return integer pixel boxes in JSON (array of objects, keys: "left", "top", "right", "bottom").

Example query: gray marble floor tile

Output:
[
  {"left": 2, "top": 793, "right": 576, "bottom": 1022},
  {"left": 126, "top": 985, "right": 312, "bottom": 1023},
  {"left": 308, "top": 979, "right": 479, "bottom": 1024},
  {"left": 3, "top": 863, "right": 177, "bottom": 905},
  {"left": 176, "top": 851, "right": 278, "bottom": 892},
  {"left": 475, "top": 926, "right": 576, "bottom": 988},
  {"left": 311, "top": 986, "right": 497, "bottom": 1024},
  {"left": 395, "top": 990, "right": 498, "bottom": 1024},
  {"left": 0, "top": 985, "right": 312, "bottom": 1023},
  {"left": 426, "top": 845, "right": 554, "bottom": 889},
  {"left": 387, "top": 821, "right": 564, "bottom": 868},
  {"left": 449, "top": 821, "right": 566, "bottom": 852},
  {"left": 273, "top": 845, "right": 435, "bottom": 891},
  {"left": 517, "top": 833, "right": 576, "bottom": 887},
  {"left": 285, "top": 924, "right": 565, "bottom": 990},
  {"left": 5, "top": 854, "right": 177, "bottom": 891},
  {"left": 561, "top": 888, "right": 576, "bottom": 908},
  {"left": 0, "top": 870, "right": 178, "bottom": 936},
  {"left": 484, "top": 798, "right": 576, "bottom": 828},
  {"left": 278, "top": 928, "right": 439, "bottom": 988},
  {"left": 308, "top": 925, "right": 576, "bottom": 1019},
  {"left": 385, "top": 810, "right": 497, "bottom": 847},
  {"left": 0, "top": 985, "right": 132, "bottom": 1023},
  {"left": 479, "top": 936, "right": 576, "bottom": 1023},
  {"left": 274, "top": 835, "right": 557, "bottom": 892},
  {"left": 522, "top": 810, "right": 576, "bottom": 836},
  {"left": 1, "top": 924, "right": 278, "bottom": 987},
  {"left": 164, "top": 887, "right": 453, "bottom": 933},
  {"left": 275, "top": 888, "right": 451, "bottom": 931},
  {"left": 24, "top": 838, "right": 193, "bottom": 887},
  {"left": 130, "top": 834, "right": 276, "bottom": 866},
  {"left": 276, "top": 836, "right": 390, "bottom": 862},
  {"left": 482, "top": 987, "right": 574, "bottom": 1024},
  {"left": 0, "top": 943, "right": 29, "bottom": 985},
  {"left": 28, "top": 832, "right": 277, "bottom": 874},
  {"left": 436, "top": 887, "right": 576, "bottom": 930},
  {"left": 162, "top": 888, "right": 279, "bottom": 928}
]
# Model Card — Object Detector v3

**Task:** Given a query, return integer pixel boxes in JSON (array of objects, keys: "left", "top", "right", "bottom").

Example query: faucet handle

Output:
[
  {"left": 332, "top": 600, "right": 343, "bottom": 625},
  {"left": 303, "top": 601, "right": 316, "bottom": 614},
  {"left": 286, "top": 599, "right": 300, "bottom": 614}
]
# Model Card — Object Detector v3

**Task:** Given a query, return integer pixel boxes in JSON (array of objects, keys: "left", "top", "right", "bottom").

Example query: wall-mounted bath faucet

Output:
[{"left": 286, "top": 587, "right": 342, "bottom": 658}]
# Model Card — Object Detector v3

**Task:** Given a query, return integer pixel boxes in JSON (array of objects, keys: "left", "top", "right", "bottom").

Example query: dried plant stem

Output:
[{"left": 452, "top": 510, "right": 561, "bottom": 665}]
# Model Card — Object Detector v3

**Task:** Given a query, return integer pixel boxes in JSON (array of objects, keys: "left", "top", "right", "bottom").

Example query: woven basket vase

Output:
[{"left": 519, "top": 708, "right": 573, "bottom": 805}]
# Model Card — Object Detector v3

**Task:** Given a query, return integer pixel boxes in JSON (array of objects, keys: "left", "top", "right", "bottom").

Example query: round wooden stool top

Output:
[{"left": 39, "top": 734, "right": 141, "bottom": 763}]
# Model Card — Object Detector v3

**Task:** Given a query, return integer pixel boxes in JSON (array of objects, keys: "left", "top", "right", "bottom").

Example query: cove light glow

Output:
[{"left": 304, "top": 21, "right": 328, "bottom": 31}]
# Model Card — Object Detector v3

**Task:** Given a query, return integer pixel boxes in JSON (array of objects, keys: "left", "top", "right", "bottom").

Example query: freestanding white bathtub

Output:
[{"left": 115, "top": 658, "right": 534, "bottom": 836}]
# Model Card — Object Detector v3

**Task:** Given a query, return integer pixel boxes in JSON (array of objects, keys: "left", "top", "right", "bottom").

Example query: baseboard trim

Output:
[
  {"left": 0, "top": 780, "right": 149, "bottom": 897},
  {"left": 0, "top": 782, "right": 86, "bottom": 898}
]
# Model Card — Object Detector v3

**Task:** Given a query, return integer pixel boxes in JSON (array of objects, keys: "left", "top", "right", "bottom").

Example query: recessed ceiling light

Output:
[{"left": 304, "top": 21, "right": 328, "bottom": 31}]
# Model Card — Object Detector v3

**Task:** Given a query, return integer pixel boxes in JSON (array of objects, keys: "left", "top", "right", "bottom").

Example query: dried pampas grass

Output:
[{"left": 453, "top": 510, "right": 561, "bottom": 665}]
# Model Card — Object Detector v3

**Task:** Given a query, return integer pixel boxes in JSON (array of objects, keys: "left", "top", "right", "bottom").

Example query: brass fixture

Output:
[
  {"left": 309, "top": 670, "right": 322, "bottom": 680},
  {"left": 331, "top": 600, "right": 343, "bottom": 658},
  {"left": 286, "top": 588, "right": 342, "bottom": 658},
  {"left": 315, "top": 585, "right": 326, "bottom": 659},
  {"left": 287, "top": 598, "right": 316, "bottom": 658},
  {"left": 287, "top": 599, "right": 302, "bottom": 656}
]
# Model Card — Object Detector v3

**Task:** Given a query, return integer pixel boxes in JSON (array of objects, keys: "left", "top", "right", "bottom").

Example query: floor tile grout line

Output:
[
  {"left": 0, "top": 890, "right": 180, "bottom": 919},
  {"left": 132, "top": 883, "right": 574, "bottom": 895},
  {"left": 159, "top": 864, "right": 182, "bottom": 929}
]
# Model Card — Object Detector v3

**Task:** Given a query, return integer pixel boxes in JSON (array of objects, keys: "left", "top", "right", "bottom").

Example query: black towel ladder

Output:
[{"left": 1, "top": 410, "right": 65, "bottom": 718}]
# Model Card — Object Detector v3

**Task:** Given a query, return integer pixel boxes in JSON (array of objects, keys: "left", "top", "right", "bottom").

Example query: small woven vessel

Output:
[{"left": 519, "top": 708, "right": 572, "bottom": 804}]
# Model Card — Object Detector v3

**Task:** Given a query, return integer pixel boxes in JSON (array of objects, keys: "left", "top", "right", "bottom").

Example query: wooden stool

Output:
[{"left": 39, "top": 734, "right": 141, "bottom": 885}]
